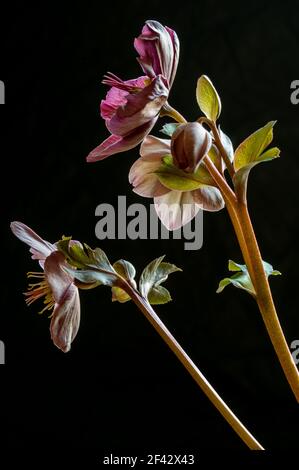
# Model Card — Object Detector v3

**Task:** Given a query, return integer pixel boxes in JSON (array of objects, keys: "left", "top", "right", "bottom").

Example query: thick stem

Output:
[
  {"left": 121, "top": 281, "right": 264, "bottom": 450},
  {"left": 204, "top": 145, "right": 299, "bottom": 401},
  {"left": 236, "top": 203, "right": 299, "bottom": 402}
]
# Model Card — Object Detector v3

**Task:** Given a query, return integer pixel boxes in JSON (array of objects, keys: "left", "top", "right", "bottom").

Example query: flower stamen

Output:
[{"left": 24, "top": 271, "right": 55, "bottom": 315}]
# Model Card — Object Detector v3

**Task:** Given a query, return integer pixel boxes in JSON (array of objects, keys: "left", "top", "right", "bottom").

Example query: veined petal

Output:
[
  {"left": 100, "top": 75, "right": 149, "bottom": 120},
  {"left": 107, "top": 75, "right": 168, "bottom": 136},
  {"left": 154, "top": 191, "right": 200, "bottom": 230},
  {"left": 50, "top": 286, "right": 80, "bottom": 353},
  {"left": 192, "top": 186, "right": 224, "bottom": 211},
  {"left": 86, "top": 120, "right": 155, "bottom": 161},
  {"left": 10, "top": 221, "right": 55, "bottom": 261},
  {"left": 44, "top": 251, "right": 74, "bottom": 303},
  {"left": 129, "top": 157, "right": 170, "bottom": 197},
  {"left": 140, "top": 135, "right": 171, "bottom": 160}
]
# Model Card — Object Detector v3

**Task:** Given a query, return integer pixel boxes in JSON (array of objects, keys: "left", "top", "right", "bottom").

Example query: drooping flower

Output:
[
  {"left": 87, "top": 20, "right": 180, "bottom": 162},
  {"left": 129, "top": 131, "right": 224, "bottom": 230},
  {"left": 134, "top": 20, "right": 180, "bottom": 88},
  {"left": 11, "top": 221, "right": 81, "bottom": 353}
]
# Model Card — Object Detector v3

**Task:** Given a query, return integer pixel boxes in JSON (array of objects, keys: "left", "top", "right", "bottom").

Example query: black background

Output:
[{"left": 1, "top": 0, "right": 299, "bottom": 465}]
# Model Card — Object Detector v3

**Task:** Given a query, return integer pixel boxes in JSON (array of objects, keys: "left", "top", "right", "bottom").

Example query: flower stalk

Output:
[{"left": 121, "top": 278, "right": 264, "bottom": 450}]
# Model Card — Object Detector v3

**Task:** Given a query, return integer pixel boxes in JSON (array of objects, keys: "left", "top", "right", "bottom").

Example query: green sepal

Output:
[
  {"left": 160, "top": 122, "right": 180, "bottom": 137},
  {"left": 139, "top": 256, "right": 182, "bottom": 305},
  {"left": 216, "top": 260, "right": 281, "bottom": 296}
]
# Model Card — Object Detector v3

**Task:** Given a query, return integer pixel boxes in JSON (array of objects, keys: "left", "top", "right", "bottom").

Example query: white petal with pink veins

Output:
[
  {"left": 140, "top": 135, "right": 171, "bottom": 160},
  {"left": 10, "top": 221, "right": 55, "bottom": 260},
  {"left": 129, "top": 157, "right": 170, "bottom": 197},
  {"left": 192, "top": 187, "right": 224, "bottom": 211},
  {"left": 154, "top": 191, "right": 201, "bottom": 230}
]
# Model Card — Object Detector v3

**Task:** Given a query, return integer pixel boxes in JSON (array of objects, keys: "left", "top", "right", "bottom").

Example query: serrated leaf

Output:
[
  {"left": 160, "top": 123, "right": 180, "bottom": 136},
  {"left": 233, "top": 146, "right": 280, "bottom": 202},
  {"left": 139, "top": 256, "right": 181, "bottom": 304},
  {"left": 196, "top": 75, "right": 221, "bottom": 122},
  {"left": 155, "top": 158, "right": 207, "bottom": 191},
  {"left": 234, "top": 121, "right": 276, "bottom": 171},
  {"left": 64, "top": 266, "right": 117, "bottom": 286},
  {"left": 148, "top": 285, "right": 172, "bottom": 305},
  {"left": 217, "top": 259, "right": 281, "bottom": 296}
]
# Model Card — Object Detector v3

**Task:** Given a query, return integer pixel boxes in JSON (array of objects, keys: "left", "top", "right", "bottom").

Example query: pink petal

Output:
[
  {"left": 129, "top": 157, "right": 170, "bottom": 197},
  {"left": 10, "top": 221, "right": 55, "bottom": 261},
  {"left": 100, "top": 87, "right": 128, "bottom": 120},
  {"left": 192, "top": 187, "right": 225, "bottom": 211},
  {"left": 86, "top": 120, "right": 156, "bottom": 162},
  {"left": 154, "top": 191, "right": 200, "bottom": 230},
  {"left": 106, "top": 75, "right": 168, "bottom": 137},
  {"left": 44, "top": 251, "right": 73, "bottom": 303},
  {"left": 140, "top": 135, "right": 171, "bottom": 160},
  {"left": 50, "top": 286, "right": 80, "bottom": 353},
  {"left": 100, "top": 75, "right": 149, "bottom": 120}
]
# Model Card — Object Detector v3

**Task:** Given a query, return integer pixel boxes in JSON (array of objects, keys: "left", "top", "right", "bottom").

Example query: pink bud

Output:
[{"left": 171, "top": 122, "right": 212, "bottom": 172}]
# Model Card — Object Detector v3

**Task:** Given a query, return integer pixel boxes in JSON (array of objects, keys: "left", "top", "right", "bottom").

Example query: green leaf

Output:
[
  {"left": 111, "top": 259, "right": 137, "bottom": 302},
  {"left": 196, "top": 75, "right": 221, "bottom": 122},
  {"left": 234, "top": 121, "right": 276, "bottom": 171},
  {"left": 233, "top": 146, "right": 280, "bottom": 202},
  {"left": 155, "top": 158, "right": 207, "bottom": 191},
  {"left": 64, "top": 266, "right": 117, "bottom": 286},
  {"left": 148, "top": 285, "right": 172, "bottom": 305},
  {"left": 217, "top": 259, "right": 281, "bottom": 296},
  {"left": 139, "top": 256, "right": 181, "bottom": 304},
  {"left": 160, "top": 123, "right": 180, "bottom": 137}
]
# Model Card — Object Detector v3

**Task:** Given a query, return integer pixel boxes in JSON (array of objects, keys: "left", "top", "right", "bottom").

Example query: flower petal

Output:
[
  {"left": 44, "top": 251, "right": 73, "bottom": 303},
  {"left": 154, "top": 191, "right": 200, "bottom": 230},
  {"left": 192, "top": 186, "right": 225, "bottom": 211},
  {"left": 129, "top": 157, "right": 170, "bottom": 197},
  {"left": 86, "top": 120, "right": 155, "bottom": 162},
  {"left": 10, "top": 221, "right": 55, "bottom": 261},
  {"left": 106, "top": 75, "right": 168, "bottom": 137},
  {"left": 140, "top": 135, "right": 171, "bottom": 160},
  {"left": 135, "top": 21, "right": 180, "bottom": 88},
  {"left": 50, "top": 286, "right": 80, "bottom": 353}
]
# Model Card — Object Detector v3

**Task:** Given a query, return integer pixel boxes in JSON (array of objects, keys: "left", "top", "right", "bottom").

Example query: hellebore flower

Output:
[
  {"left": 10, "top": 221, "right": 80, "bottom": 353},
  {"left": 87, "top": 73, "right": 168, "bottom": 162},
  {"left": 134, "top": 20, "right": 180, "bottom": 88},
  {"left": 129, "top": 129, "right": 224, "bottom": 230},
  {"left": 87, "top": 20, "right": 179, "bottom": 162}
]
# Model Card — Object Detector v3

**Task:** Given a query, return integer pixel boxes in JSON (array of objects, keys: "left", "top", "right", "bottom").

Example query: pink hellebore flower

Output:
[
  {"left": 87, "top": 20, "right": 179, "bottom": 162},
  {"left": 129, "top": 133, "right": 224, "bottom": 230},
  {"left": 11, "top": 221, "right": 80, "bottom": 353},
  {"left": 134, "top": 20, "right": 180, "bottom": 89}
]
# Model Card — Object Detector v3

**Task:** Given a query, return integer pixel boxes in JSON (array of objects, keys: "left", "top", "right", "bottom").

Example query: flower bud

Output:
[{"left": 171, "top": 122, "right": 212, "bottom": 172}]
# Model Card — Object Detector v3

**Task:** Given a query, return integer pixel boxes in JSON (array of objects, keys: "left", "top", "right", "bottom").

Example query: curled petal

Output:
[
  {"left": 44, "top": 251, "right": 74, "bottom": 303},
  {"left": 50, "top": 286, "right": 80, "bottom": 353},
  {"left": 154, "top": 191, "right": 201, "bottom": 230},
  {"left": 192, "top": 186, "right": 225, "bottom": 212},
  {"left": 140, "top": 135, "right": 171, "bottom": 160},
  {"left": 10, "top": 221, "right": 55, "bottom": 261},
  {"left": 135, "top": 20, "right": 179, "bottom": 88},
  {"left": 106, "top": 75, "right": 168, "bottom": 137},
  {"left": 100, "top": 75, "right": 149, "bottom": 120},
  {"left": 86, "top": 120, "right": 156, "bottom": 162},
  {"left": 129, "top": 157, "right": 170, "bottom": 197}
]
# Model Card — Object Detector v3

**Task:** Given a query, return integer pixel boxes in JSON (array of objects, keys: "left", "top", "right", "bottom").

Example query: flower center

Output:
[
  {"left": 25, "top": 271, "right": 55, "bottom": 315},
  {"left": 102, "top": 72, "right": 150, "bottom": 94}
]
